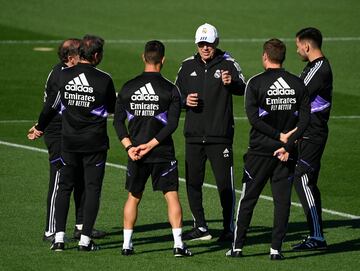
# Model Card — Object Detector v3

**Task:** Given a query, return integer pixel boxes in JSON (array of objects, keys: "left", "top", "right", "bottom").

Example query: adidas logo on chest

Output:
[
  {"left": 131, "top": 82, "right": 159, "bottom": 101},
  {"left": 65, "top": 73, "right": 93, "bottom": 93}
]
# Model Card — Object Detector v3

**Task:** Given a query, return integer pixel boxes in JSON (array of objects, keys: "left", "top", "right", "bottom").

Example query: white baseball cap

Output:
[{"left": 195, "top": 23, "right": 218, "bottom": 44}]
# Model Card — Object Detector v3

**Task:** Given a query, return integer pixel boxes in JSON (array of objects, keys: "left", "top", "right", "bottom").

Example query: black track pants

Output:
[
  {"left": 185, "top": 143, "right": 235, "bottom": 231},
  {"left": 55, "top": 151, "right": 106, "bottom": 237},
  {"left": 233, "top": 153, "right": 293, "bottom": 250},
  {"left": 293, "top": 139, "right": 326, "bottom": 238},
  {"left": 44, "top": 135, "right": 85, "bottom": 233}
]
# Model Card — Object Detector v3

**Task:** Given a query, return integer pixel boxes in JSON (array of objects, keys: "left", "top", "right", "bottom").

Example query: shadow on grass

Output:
[
  {"left": 283, "top": 237, "right": 360, "bottom": 259},
  {"left": 286, "top": 218, "right": 360, "bottom": 242},
  {"left": 98, "top": 218, "right": 360, "bottom": 255}
]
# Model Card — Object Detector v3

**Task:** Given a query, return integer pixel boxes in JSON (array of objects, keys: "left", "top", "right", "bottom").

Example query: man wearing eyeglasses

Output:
[{"left": 175, "top": 23, "right": 246, "bottom": 242}]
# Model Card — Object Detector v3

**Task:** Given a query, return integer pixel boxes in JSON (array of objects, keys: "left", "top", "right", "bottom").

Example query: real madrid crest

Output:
[{"left": 214, "top": 69, "right": 221, "bottom": 78}]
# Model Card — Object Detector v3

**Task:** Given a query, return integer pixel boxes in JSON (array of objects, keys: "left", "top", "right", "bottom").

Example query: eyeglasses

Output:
[{"left": 197, "top": 42, "right": 215, "bottom": 48}]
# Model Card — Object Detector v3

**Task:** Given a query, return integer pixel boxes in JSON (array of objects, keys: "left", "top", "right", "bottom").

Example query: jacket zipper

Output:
[{"left": 202, "top": 63, "right": 207, "bottom": 143}]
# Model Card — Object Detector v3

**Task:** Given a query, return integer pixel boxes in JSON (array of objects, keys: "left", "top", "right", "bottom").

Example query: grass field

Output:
[{"left": 0, "top": 0, "right": 359, "bottom": 270}]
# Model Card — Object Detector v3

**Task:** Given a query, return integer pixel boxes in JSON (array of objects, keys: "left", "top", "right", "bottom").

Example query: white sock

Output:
[
  {"left": 172, "top": 228, "right": 184, "bottom": 249},
  {"left": 123, "top": 229, "right": 133, "bottom": 249},
  {"left": 79, "top": 234, "right": 91, "bottom": 246},
  {"left": 76, "top": 224, "right": 83, "bottom": 230},
  {"left": 270, "top": 248, "right": 280, "bottom": 254},
  {"left": 55, "top": 232, "right": 65, "bottom": 243}
]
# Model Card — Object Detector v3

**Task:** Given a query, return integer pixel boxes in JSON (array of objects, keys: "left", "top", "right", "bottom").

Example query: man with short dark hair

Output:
[
  {"left": 113, "top": 40, "right": 192, "bottom": 257},
  {"left": 226, "top": 39, "right": 310, "bottom": 260},
  {"left": 29, "top": 35, "right": 116, "bottom": 251},
  {"left": 291, "top": 27, "right": 333, "bottom": 251},
  {"left": 175, "top": 23, "right": 246, "bottom": 242}
]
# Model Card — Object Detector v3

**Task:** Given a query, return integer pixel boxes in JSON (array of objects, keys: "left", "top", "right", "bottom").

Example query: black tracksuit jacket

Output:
[
  {"left": 113, "top": 72, "right": 181, "bottom": 163},
  {"left": 245, "top": 68, "right": 310, "bottom": 156},
  {"left": 175, "top": 49, "right": 246, "bottom": 144},
  {"left": 36, "top": 63, "right": 116, "bottom": 152},
  {"left": 42, "top": 62, "right": 65, "bottom": 136},
  {"left": 300, "top": 57, "right": 333, "bottom": 144}
]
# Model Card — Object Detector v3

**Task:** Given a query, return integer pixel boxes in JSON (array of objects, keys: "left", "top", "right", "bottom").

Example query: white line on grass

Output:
[
  {"left": 1, "top": 37, "right": 360, "bottom": 45},
  {"left": 0, "top": 120, "right": 38, "bottom": 123},
  {"left": 1, "top": 115, "right": 360, "bottom": 124},
  {"left": 0, "top": 140, "right": 48, "bottom": 153},
  {"left": 1, "top": 139, "right": 359, "bottom": 220}
]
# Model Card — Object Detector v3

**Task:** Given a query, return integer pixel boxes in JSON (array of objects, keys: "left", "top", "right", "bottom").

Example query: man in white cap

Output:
[{"left": 175, "top": 23, "right": 246, "bottom": 242}]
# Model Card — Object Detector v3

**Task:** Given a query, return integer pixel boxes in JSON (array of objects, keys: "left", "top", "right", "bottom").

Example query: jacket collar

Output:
[{"left": 194, "top": 49, "right": 225, "bottom": 68}]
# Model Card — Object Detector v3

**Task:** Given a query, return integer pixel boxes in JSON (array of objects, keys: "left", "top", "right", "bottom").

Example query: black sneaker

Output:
[
  {"left": 121, "top": 248, "right": 134, "bottom": 256},
  {"left": 182, "top": 228, "right": 212, "bottom": 241},
  {"left": 50, "top": 241, "right": 64, "bottom": 251},
  {"left": 43, "top": 233, "right": 55, "bottom": 242},
  {"left": 225, "top": 249, "right": 242, "bottom": 257},
  {"left": 292, "top": 236, "right": 327, "bottom": 251},
  {"left": 78, "top": 240, "right": 100, "bottom": 251},
  {"left": 217, "top": 231, "right": 233, "bottom": 242},
  {"left": 73, "top": 227, "right": 106, "bottom": 239},
  {"left": 270, "top": 253, "right": 284, "bottom": 260},
  {"left": 173, "top": 246, "right": 193, "bottom": 257}
]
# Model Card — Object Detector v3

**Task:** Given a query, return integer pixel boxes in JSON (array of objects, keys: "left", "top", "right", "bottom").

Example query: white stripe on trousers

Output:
[
  {"left": 230, "top": 166, "right": 235, "bottom": 232},
  {"left": 48, "top": 170, "right": 60, "bottom": 233},
  {"left": 301, "top": 173, "right": 321, "bottom": 237},
  {"left": 233, "top": 182, "right": 246, "bottom": 250}
]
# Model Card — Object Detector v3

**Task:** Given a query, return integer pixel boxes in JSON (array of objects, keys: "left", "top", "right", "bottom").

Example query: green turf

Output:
[{"left": 1, "top": 0, "right": 360, "bottom": 270}]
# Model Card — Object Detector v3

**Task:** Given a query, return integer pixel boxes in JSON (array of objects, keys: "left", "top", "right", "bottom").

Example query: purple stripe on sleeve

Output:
[
  {"left": 258, "top": 107, "right": 269, "bottom": 117},
  {"left": 59, "top": 103, "right": 66, "bottom": 115},
  {"left": 126, "top": 110, "right": 135, "bottom": 122},
  {"left": 90, "top": 105, "right": 108, "bottom": 118},
  {"left": 154, "top": 111, "right": 168, "bottom": 125},
  {"left": 223, "top": 52, "right": 231, "bottom": 59},
  {"left": 311, "top": 95, "right": 331, "bottom": 113}
]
